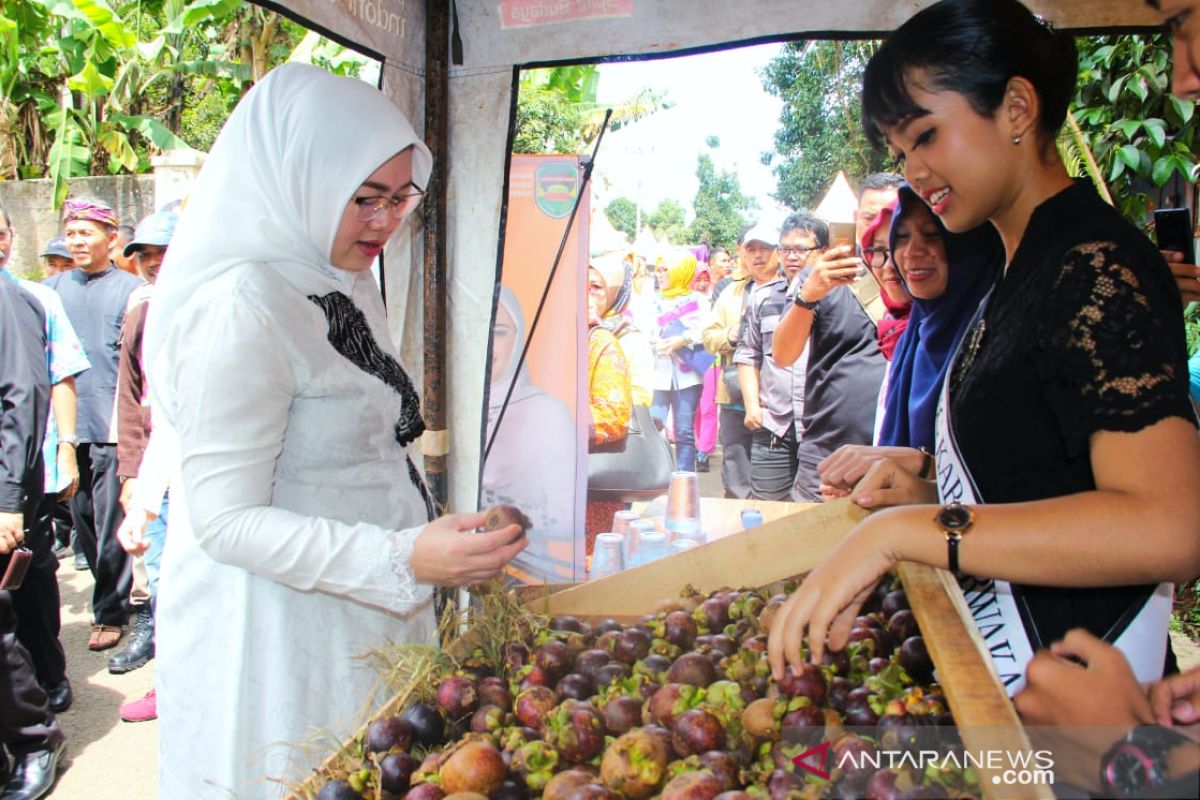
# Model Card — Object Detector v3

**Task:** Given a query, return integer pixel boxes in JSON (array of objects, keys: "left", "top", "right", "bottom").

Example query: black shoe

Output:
[
  {"left": 695, "top": 453, "right": 711, "bottom": 473},
  {"left": 1, "top": 739, "right": 64, "bottom": 800},
  {"left": 107, "top": 606, "right": 154, "bottom": 674},
  {"left": 44, "top": 680, "right": 71, "bottom": 714}
]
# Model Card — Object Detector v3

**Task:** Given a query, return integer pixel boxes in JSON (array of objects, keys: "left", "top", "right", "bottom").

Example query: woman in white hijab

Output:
[
  {"left": 481, "top": 286, "right": 577, "bottom": 583},
  {"left": 144, "top": 64, "right": 527, "bottom": 798}
]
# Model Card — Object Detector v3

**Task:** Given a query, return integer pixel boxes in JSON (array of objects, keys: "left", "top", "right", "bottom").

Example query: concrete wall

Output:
[{"left": 0, "top": 175, "right": 157, "bottom": 279}]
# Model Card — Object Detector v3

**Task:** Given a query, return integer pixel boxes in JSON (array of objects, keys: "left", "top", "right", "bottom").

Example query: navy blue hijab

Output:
[{"left": 878, "top": 185, "right": 1002, "bottom": 450}]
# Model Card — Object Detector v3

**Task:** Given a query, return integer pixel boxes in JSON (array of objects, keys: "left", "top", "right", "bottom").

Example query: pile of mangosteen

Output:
[{"left": 314, "top": 578, "right": 979, "bottom": 800}]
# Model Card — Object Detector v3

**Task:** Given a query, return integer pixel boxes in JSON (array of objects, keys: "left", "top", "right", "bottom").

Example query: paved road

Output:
[{"left": 46, "top": 558, "right": 156, "bottom": 798}]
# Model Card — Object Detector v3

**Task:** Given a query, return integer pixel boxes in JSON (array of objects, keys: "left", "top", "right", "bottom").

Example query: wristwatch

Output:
[
  {"left": 1100, "top": 726, "right": 1192, "bottom": 798},
  {"left": 58, "top": 434, "right": 79, "bottom": 448},
  {"left": 792, "top": 292, "right": 820, "bottom": 312},
  {"left": 934, "top": 502, "right": 974, "bottom": 573}
]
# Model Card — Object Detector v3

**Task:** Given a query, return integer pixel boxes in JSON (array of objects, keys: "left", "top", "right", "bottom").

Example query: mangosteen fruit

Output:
[
  {"left": 469, "top": 704, "right": 506, "bottom": 734},
  {"left": 316, "top": 779, "right": 360, "bottom": 800},
  {"left": 599, "top": 728, "right": 670, "bottom": 799},
  {"left": 695, "top": 596, "right": 731, "bottom": 632},
  {"left": 670, "top": 708, "right": 724, "bottom": 756},
  {"left": 565, "top": 785, "right": 620, "bottom": 800},
  {"left": 493, "top": 779, "right": 527, "bottom": 800},
  {"left": 439, "top": 741, "right": 507, "bottom": 796},
  {"left": 603, "top": 695, "right": 643, "bottom": 735},
  {"left": 663, "top": 611, "right": 698, "bottom": 649},
  {"left": 535, "top": 640, "right": 573, "bottom": 681},
  {"left": 482, "top": 504, "right": 532, "bottom": 535},
  {"left": 574, "top": 649, "right": 612, "bottom": 683},
  {"left": 545, "top": 700, "right": 607, "bottom": 763},
  {"left": 556, "top": 673, "right": 595, "bottom": 702},
  {"left": 740, "top": 697, "right": 780, "bottom": 741},
  {"left": 477, "top": 676, "right": 513, "bottom": 711},
  {"left": 592, "top": 619, "right": 623, "bottom": 636},
  {"left": 881, "top": 590, "right": 910, "bottom": 618},
  {"left": 511, "top": 740, "right": 562, "bottom": 792},
  {"left": 402, "top": 703, "right": 446, "bottom": 747},
  {"left": 514, "top": 686, "right": 558, "bottom": 730},
  {"left": 594, "top": 662, "right": 631, "bottom": 687},
  {"left": 437, "top": 676, "right": 479, "bottom": 720},
  {"left": 898, "top": 636, "right": 934, "bottom": 683},
  {"left": 660, "top": 770, "right": 724, "bottom": 800},
  {"left": 405, "top": 783, "right": 446, "bottom": 800},
  {"left": 667, "top": 652, "right": 717, "bottom": 688},
  {"left": 614, "top": 628, "right": 652, "bottom": 665},
  {"left": 780, "top": 703, "right": 825, "bottom": 748},
  {"left": 364, "top": 714, "right": 413, "bottom": 755},
  {"left": 698, "top": 751, "right": 739, "bottom": 790},
  {"left": 776, "top": 662, "right": 826, "bottom": 704},
  {"left": 887, "top": 609, "right": 918, "bottom": 644},
  {"left": 542, "top": 769, "right": 596, "bottom": 800}
]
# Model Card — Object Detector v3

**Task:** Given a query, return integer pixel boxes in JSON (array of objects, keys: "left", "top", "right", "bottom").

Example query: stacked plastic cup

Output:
[
  {"left": 626, "top": 519, "right": 656, "bottom": 566},
  {"left": 665, "top": 470, "right": 704, "bottom": 545},
  {"left": 636, "top": 531, "right": 669, "bottom": 566},
  {"left": 589, "top": 533, "right": 625, "bottom": 580}
]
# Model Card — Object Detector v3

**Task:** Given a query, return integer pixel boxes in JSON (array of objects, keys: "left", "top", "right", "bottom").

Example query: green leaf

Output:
[
  {"left": 1107, "top": 76, "right": 1127, "bottom": 104},
  {"left": 1117, "top": 144, "right": 1141, "bottom": 171},
  {"left": 182, "top": 0, "right": 242, "bottom": 28},
  {"left": 49, "top": 122, "right": 91, "bottom": 209},
  {"left": 66, "top": 59, "right": 113, "bottom": 94},
  {"left": 1142, "top": 118, "right": 1167, "bottom": 150},
  {"left": 1109, "top": 157, "right": 1126, "bottom": 182},
  {"left": 1169, "top": 95, "right": 1195, "bottom": 126},
  {"left": 1113, "top": 119, "right": 1142, "bottom": 139},
  {"left": 70, "top": 0, "right": 136, "bottom": 51},
  {"left": 98, "top": 127, "right": 137, "bottom": 172},
  {"left": 1151, "top": 157, "right": 1176, "bottom": 187},
  {"left": 107, "top": 113, "right": 189, "bottom": 151},
  {"left": 138, "top": 35, "right": 165, "bottom": 62},
  {"left": 1128, "top": 77, "right": 1149, "bottom": 103}
]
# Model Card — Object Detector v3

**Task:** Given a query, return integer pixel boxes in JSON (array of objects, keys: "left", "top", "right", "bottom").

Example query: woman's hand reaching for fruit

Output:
[
  {"left": 767, "top": 513, "right": 903, "bottom": 677},
  {"left": 410, "top": 512, "right": 527, "bottom": 587}
]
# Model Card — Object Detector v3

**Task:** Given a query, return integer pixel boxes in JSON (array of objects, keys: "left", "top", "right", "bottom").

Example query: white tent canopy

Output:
[{"left": 258, "top": 0, "right": 1159, "bottom": 516}]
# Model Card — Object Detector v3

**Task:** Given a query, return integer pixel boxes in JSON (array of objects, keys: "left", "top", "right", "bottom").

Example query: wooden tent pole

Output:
[{"left": 423, "top": 0, "right": 451, "bottom": 508}]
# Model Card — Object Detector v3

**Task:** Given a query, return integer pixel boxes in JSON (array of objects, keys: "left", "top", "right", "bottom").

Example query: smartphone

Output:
[
  {"left": 1154, "top": 208, "right": 1195, "bottom": 264},
  {"left": 828, "top": 221, "right": 856, "bottom": 251}
]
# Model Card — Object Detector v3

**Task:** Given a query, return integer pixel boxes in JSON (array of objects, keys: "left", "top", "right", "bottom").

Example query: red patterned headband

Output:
[{"left": 62, "top": 199, "right": 118, "bottom": 228}]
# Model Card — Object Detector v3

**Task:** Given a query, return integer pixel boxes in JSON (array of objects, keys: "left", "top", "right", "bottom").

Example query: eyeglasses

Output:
[
  {"left": 779, "top": 246, "right": 818, "bottom": 258},
  {"left": 352, "top": 189, "right": 427, "bottom": 223},
  {"left": 862, "top": 246, "right": 892, "bottom": 269}
]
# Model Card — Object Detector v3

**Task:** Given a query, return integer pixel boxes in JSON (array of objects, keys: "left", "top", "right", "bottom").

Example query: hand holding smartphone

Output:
[{"left": 1154, "top": 208, "right": 1195, "bottom": 264}]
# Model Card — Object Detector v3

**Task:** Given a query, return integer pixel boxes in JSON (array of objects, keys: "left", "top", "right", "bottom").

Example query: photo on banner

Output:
[{"left": 483, "top": 154, "right": 589, "bottom": 583}]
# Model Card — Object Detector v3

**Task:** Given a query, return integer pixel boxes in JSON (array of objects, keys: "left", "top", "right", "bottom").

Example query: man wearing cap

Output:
[
  {"left": 0, "top": 201, "right": 90, "bottom": 714},
  {"left": 734, "top": 215, "right": 825, "bottom": 500},
  {"left": 106, "top": 210, "right": 177, "bottom": 685},
  {"left": 44, "top": 197, "right": 144, "bottom": 652},
  {"left": 702, "top": 225, "right": 781, "bottom": 499},
  {"left": 37, "top": 239, "right": 73, "bottom": 279}
]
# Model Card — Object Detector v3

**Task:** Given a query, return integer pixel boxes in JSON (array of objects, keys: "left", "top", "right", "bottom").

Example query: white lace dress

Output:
[{"left": 153, "top": 261, "right": 437, "bottom": 799}]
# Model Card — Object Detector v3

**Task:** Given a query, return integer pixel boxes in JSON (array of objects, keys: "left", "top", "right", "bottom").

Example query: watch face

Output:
[
  {"left": 939, "top": 504, "right": 972, "bottom": 532},
  {"left": 1104, "top": 744, "right": 1154, "bottom": 795}
]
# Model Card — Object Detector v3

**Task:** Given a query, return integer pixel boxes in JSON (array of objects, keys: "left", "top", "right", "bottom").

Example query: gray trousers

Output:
[{"left": 718, "top": 406, "right": 753, "bottom": 499}]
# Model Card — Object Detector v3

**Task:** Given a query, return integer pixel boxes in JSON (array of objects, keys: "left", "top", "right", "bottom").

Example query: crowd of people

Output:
[{"left": 0, "top": 0, "right": 1196, "bottom": 798}]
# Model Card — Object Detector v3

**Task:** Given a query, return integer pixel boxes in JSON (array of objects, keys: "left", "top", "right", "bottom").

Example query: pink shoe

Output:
[{"left": 120, "top": 689, "right": 157, "bottom": 722}]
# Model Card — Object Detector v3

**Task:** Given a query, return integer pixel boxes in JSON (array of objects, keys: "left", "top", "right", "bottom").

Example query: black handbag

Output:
[{"left": 587, "top": 404, "right": 675, "bottom": 501}]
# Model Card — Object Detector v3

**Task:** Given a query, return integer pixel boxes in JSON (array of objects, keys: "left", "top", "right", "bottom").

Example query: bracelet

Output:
[{"left": 917, "top": 447, "right": 934, "bottom": 480}]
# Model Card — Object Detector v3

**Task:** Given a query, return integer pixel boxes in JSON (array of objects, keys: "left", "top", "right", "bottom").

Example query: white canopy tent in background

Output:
[{"left": 252, "top": 0, "right": 1159, "bottom": 518}]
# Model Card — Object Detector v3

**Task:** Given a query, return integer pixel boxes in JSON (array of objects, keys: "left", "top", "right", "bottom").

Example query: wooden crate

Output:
[{"left": 292, "top": 498, "right": 1049, "bottom": 800}]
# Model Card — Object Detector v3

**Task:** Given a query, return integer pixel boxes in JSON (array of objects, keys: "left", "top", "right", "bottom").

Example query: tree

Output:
[
  {"left": 604, "top": 196, "right": 638, "bottom": 240},
  {"left": 647, "top": 198, "right": 688, "bottom": 244},
  {"left": 761, "top": 40, "right": 891, "bottom": 211},
  {"left": 689, "top": 152, "right": 756, "bottom": 252},
  {"left": 1066, "top": 33, "right": 1197, "bottom": 227},
  {"left": 514, "top": 64, "right": 670, "bottom": 155},
  {"left": 0, "top": 0, "right": 347, "bottom": 206}
]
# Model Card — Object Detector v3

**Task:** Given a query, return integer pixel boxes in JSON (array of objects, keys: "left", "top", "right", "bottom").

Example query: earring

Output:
[{"left": 1012, "top": 134, "right": 1022, "bottom": 145}]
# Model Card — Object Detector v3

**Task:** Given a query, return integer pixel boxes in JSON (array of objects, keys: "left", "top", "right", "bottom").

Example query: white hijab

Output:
[{"left": 144, "top": 62, "right": 432, "bottom": 369}]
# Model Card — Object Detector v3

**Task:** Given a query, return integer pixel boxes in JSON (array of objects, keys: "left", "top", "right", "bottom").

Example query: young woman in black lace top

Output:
[{"left": 767, "top": 0, "right": 1200, "bottom": 693}]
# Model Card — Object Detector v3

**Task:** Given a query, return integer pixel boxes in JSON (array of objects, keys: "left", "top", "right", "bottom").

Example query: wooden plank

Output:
[
  {"left": 898, "top": 562, "right": 1053, "bottom": 800},
  {"left": 545, "top": 498, "right": 868, "bottom": 617}
]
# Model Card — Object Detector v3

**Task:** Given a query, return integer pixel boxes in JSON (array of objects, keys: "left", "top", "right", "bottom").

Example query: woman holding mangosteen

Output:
[
  {"left": 768, "top": 0, "right": 1200, "bottom": 695},
  {"left": 143, "top": 64, "right": 527, "bottom": 798}
]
